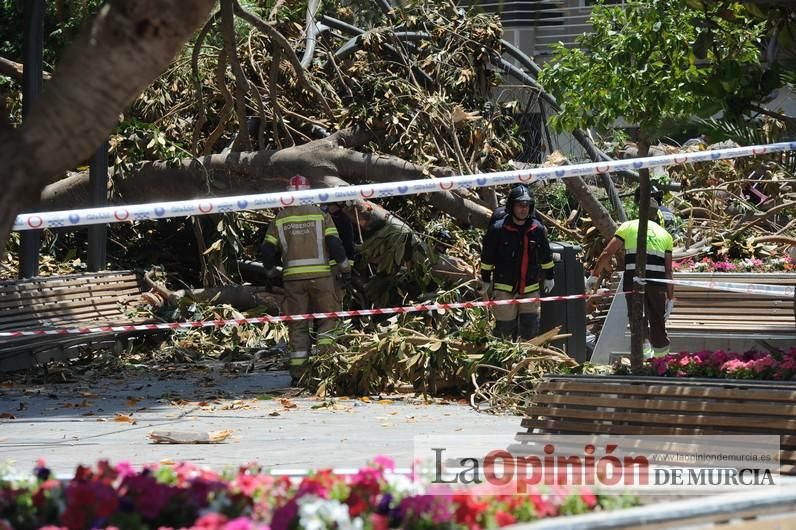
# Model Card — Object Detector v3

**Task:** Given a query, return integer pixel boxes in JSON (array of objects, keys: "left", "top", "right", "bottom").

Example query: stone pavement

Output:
[{"left": 0, "top": 364, "right": 522, "bottom": 477}]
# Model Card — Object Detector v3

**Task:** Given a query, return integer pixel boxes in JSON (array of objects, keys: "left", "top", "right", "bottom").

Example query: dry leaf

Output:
[
  {"left": 280, "top": 398, "right": 297, "bottom": 409},
  {"left": 222, "top": 400, "right": 248, "bottom": 410},
  {"left": 197, "top": 401, "right": 209, "bottom": 407},
  {"left": 79, "top": 391, "right": 96, "bottom": 397},
  {"left": 127, "top": 398, "right": 140, "bottom": 407},
  {"left": 269, "top": 411, "right": 280, "bottom": 416},
  {"left": 0, "top": 412, "right": 15, "bottom": 419},
  {"left": 451, "top": 105, "right": 480, "bottom": 125},
  {"left": 377, "top": 399, "right": 393, "bottom": 405},
  {"left": 160, "top": 459, "right": 176, "bottom": 465},
  {"left": 360, "top": 397, "right": 370, "bottom": 402},
  {"left": 171, "top": 399, "right": 189, "bottom": 406},
  {"left": 113, "top": 414, "right": 136, "bottom": 424}
]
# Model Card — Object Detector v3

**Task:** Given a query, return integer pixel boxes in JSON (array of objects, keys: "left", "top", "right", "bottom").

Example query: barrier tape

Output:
[
  {"left": 0, "top": 291, "right": 604, "bottom": 337},
  {"left": 3, "top": 276, "right": 791, "bottom": 337},
  {"left": 648, "top": 278, "right": 796, "bottom": 298},
  {"left": 13, "top": 141, "right": 795, "bottom": 231}
]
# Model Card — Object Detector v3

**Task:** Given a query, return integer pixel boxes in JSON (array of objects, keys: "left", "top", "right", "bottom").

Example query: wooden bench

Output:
[
  {"left": 591, "top": 272, "right": 796, "bottom": 362},
  {"left": 517, "top": 375, "right": 796, "bottom": 475},
  {"left": 0, "top": 270, "right": 157, "bottom": 372},
  {"left": 668, "top": 272, "right": 796, "bottom": 346}
]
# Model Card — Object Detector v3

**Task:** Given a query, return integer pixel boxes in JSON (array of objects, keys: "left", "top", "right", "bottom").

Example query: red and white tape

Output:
[{"left": 0, "top": 291, "right": 607, "bottom": 337}]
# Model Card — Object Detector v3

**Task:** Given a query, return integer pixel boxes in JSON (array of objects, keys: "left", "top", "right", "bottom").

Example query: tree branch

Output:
[
  {"left": 234, "top": 0, "right": 335, "bottom": 121},
  {"left": 220, "top": 0, "right": 251, "bottom": 151},
  {"left": 191, "top": 11, "right": 219, "bottom": 155}
]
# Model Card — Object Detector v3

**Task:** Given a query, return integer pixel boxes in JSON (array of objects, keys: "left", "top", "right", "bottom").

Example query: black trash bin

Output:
[{"left": 540, "top": 242, "right": 587, "bottom": 362}]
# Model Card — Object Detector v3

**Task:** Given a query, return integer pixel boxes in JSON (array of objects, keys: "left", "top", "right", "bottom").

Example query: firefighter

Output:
[
  {"left": 489, "top": 183, "right": 546, "bottom": 228},
  {"left": 321, "top": 200, "right": 359, "bottom": 301},
  {"left": 260, "top": 175, "right": 351, "bottom": 381},
  {"left": 587, "top": 193, "right": 674, "bottom": 357},
  {"left": 480, "top": 185, "right": 556, "bottom": 340}
]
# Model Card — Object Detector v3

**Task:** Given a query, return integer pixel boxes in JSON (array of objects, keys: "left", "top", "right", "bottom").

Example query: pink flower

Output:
[
  {"left": 580, "top": 487, "right": 598, "bottom": 508},
  {"left": 369, "top": 514, "right": 389, "bottom": 530},
  {"left": 530, "top": 493, "right": 557, "bottom": 517},
  {"left": 721, "top": 359, "right": 748, "bottom": 372},
  {"left": 495, "top": 510, "right": 516, "bottom": 526},
  {"left": 372, "top": 455, "right": 395, "bottom": 471},
  {"left": 115, "top": 461, "right": 136, "bottom": 479},
  {"left": 222, "top": 517, "right": 259, "bottom": 530},
  {"left": 193, "top": 513, "right": 228, "bottom": 530}
]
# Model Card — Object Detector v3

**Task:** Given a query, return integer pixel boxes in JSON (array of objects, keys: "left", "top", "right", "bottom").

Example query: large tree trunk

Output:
[
  {"left": 541, "top": 154, "right": 618, "bottom": 241},
  {"left": 0, "top": 0, "right": 216, "bottom": 247},
  {"left": 39, "top": 135, "right": 493, "bottom": 228},
  {"left": 563, "top": 176, "right": 618, "bottom": 241}
]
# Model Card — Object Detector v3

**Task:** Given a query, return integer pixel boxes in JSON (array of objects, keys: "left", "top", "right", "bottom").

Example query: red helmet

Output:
[{"left": 287, "top": 174, "right": 311, "bottom": 191}]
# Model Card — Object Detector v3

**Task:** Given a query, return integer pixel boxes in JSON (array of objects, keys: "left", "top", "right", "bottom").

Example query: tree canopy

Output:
[{"left": 539, "top": 0, "right": 766, "bottom": 139}]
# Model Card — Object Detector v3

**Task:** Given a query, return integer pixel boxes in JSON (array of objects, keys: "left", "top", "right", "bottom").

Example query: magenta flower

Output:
[{"left": 372, "top": 455, "right": 396, "bottom": 472}]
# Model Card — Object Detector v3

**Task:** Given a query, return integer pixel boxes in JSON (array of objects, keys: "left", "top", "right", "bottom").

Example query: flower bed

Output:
[
  {"left": 1, "top": 458, "right": 637, "bottom": 530},
  {"left": 673, "top": 255, "right": 794, "bottom": 273},
  {"left": 635, "top": 348, "right": 796, "bottom": 380}
]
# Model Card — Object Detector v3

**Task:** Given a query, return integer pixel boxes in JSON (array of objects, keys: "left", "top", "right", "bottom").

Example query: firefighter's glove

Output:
[
  {"left": 543, "top": 279, "right": 555, "bottom": 293},
  {"left": 340, "top": 270, "right": 352, "bottom": 290},
  {"left": 664, "top": 299, "right": 675, "bottom": 321},
  {"left": 479, "top": 280, "right": 491, "bottom": 299}
]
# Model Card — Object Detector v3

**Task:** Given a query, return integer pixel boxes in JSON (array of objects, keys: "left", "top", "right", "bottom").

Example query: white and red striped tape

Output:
[
  {"left": 2, "top": 275, "right": 791, "bottom": 337},
  {"left": 12, "top": 141, "right": 795, "bottom": 232},
  {"left": 0, "top": 292, "right": 605, "bottom": 337}
]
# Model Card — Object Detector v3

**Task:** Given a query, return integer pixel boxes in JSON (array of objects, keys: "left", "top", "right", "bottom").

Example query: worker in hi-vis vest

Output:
[
  {"left": 260, "top": 175, "right": 351, "bottom": 382},
  {"left": 587, "top": 193, "right": 674, "bottom": 357}
]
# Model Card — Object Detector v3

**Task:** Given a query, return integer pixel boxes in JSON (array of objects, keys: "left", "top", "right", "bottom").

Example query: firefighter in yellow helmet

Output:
[{"left": 260, "top": 175, "right": 351, "bottom": 383}]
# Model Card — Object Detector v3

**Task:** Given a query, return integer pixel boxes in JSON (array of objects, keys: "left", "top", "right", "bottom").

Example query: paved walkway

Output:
[{"left": 0, "top": 364, "right": 522, "bottom": 476}]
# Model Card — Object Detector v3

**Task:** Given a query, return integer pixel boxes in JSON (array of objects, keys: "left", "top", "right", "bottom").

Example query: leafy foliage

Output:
[{"left": 539, "top": 0, "right": 765, "bottom": 138}]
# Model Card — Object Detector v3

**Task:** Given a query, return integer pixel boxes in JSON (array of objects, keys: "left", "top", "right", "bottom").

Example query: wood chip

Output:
[{"left": 148, "top": 430, "right": 233, "bottom": 444}]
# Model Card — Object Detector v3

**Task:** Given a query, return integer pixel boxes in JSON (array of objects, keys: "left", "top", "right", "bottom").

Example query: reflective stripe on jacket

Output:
[
  {"left": 480, "top": 217, "right": 554, "bottom": 294},
  {"left": 614, "top": 219, "right": 673, "bottom": 279},
  {"left": 262, "top": 205, "right": 341, "bottom": 280}
]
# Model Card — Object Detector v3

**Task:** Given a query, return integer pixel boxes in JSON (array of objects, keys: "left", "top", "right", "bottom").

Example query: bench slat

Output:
[
  {"left": 531, "top": 393, "right": 796, "bottom": 416},
  {"left": 524, "top": 419, "right": 796, "bottom": 442},
  {"left": 535, "top": 381, "right": 796, "bottom": 402},
  {"left": 524, "top": 405, "right": 796, "bottom": 431},
  {"left": 0, "top": 272, "right": 141, "bottom": 292},
  {"left": 0, "top": 281, "right": 143, "bottom": 307},
  {"left": 0, "top": 305, "right": 139, "bottom": 329}
]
